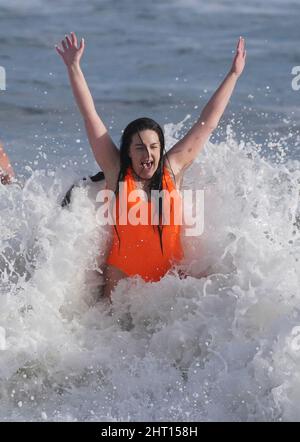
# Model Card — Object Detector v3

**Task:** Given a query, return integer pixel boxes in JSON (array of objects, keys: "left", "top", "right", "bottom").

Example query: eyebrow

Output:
[{"left": 134, "top": 142, "right": 160, "bottom": 146}]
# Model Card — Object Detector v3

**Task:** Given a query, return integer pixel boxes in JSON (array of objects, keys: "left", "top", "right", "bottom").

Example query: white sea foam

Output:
[{"left": 0, "top": 122, "right": 300, "bottom": 421}]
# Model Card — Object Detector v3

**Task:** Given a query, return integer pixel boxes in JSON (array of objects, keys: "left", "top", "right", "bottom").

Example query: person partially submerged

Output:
[
  {"left": 0, "top": 141, "right": 15, "bottom": 185},
  {"left": 55, "top": 32, "right": 246, "bottom": 300}
]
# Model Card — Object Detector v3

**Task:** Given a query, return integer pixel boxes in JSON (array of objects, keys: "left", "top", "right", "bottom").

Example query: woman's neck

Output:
[
  {"left": 131, "top": 168, "right": 150, "bottom": 184},
  {"left": 130, "top": 167, "right": 152, "bottom": 195}
]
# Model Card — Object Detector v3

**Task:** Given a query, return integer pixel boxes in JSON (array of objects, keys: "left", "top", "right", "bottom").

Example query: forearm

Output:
[
  {"left": 55, "top": 33, "right": 120, "bottom": 172},
  {"left": 168, "top": 71, "right": 239, "bottom": 169},
  {"left": 67, "top": 64, "right": 105, "bottom": 128},
  {"left": 66, "top": 63, "right": 119, "bottom": 172},
  {"left": 200, "top": 71, "right": 239, "bottom": 129},
  {"left": 167, "top": 38, "right": 246, "bottom": 171}
]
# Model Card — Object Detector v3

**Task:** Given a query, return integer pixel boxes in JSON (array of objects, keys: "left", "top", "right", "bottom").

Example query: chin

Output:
[{"left": 142, "top": 166, "right": 156, "bottom": 179}]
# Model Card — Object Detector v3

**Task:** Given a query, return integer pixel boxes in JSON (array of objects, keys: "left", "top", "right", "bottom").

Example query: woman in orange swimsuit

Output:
[{"left": 56, "top": 32, "right": 246, "bottom": 300}]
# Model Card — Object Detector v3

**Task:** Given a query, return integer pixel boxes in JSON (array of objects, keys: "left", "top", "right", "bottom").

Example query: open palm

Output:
[
  {"left": 231, "top": 37, "right": 246, "bottom": 77},
  {"left": 55, "top": 32, "right": 84, "bottom": 67}
]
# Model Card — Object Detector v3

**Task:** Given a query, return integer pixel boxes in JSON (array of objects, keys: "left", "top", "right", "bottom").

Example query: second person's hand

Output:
[{"left": 55, "top": 32, "right": 85, "bottom": 68}]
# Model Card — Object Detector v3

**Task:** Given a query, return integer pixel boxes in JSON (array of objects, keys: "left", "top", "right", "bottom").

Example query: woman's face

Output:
[{"left": 128, "top": 129, "right": 161, "bottom": 180}]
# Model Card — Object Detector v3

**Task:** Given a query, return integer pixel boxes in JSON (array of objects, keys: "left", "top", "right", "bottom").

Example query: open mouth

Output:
[{"left": 141, "top": 160, "right": 153, "bottom": 170}]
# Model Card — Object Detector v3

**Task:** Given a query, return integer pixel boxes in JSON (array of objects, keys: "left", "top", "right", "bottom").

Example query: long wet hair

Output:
[{"left": 62, "top": 117, "right": 175, "bottom": 253}]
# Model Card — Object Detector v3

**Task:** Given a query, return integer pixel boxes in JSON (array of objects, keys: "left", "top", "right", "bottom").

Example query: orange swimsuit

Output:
[{"left": 106, "top": 165, "right": 183, "bottom": 281}]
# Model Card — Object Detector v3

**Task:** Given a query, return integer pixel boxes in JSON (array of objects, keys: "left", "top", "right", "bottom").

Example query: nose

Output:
[{"left": 143, "top": 145, "right": 151, "bottom": 160}]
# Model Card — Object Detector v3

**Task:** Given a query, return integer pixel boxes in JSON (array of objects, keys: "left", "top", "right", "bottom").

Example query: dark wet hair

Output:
[
  {"left": 61, "top": 171, "right": 104, "bottom": 207},
  {"left": 62, "top": 117, "right": 175, "bottom": 253}
]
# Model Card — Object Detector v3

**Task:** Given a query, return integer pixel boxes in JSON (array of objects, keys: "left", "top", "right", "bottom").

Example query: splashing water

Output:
[{"left": 0, "top": 121, "right": 300, "bottom": 422}]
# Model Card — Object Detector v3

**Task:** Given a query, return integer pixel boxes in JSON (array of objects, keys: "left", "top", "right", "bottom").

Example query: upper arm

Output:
[
  {"left": 84, "top": 114, "right": 120, "bottom": 185},
  {"left": 166, "top": 120, "right": 214, "bottom": 174}
]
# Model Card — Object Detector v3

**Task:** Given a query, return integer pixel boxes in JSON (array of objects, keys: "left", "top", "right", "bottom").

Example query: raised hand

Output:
[
  {"left": 55, "top": 32, "right": 84, "bottom": 67},
  {"left": 230, "top": 37, "right": 246, "bottom": 77}
]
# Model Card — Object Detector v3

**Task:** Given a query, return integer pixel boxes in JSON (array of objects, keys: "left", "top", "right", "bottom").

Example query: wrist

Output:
[
  {"left": 67, "top": 63, "right": 81, "bottom": 74},
  {"left": 228, "top": 70, "right": 239, "bottom": 80}
]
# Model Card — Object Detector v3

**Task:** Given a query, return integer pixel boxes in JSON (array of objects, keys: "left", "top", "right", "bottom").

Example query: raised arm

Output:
[
  {"left": 166, "top": 37, "right": 247, "bottom": 175},
  {"left": 55, "top": 32, "right": 120, "bottom": 184},
  {"left": 0, "top": 141, "right": 15, "bottom": 184}
]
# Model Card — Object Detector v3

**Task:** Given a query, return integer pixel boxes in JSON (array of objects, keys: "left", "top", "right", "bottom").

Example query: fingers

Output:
[
  {"left": 241, "top": 37, "right": 245, "bottom": 52},
  {"left": 240, "top": 38, "right": 246, "bottom": 59},
  {"left": 71, "top": 31, "right": 78, "bottom": 48},
  {"left": 61, "top": 39, "right": 68, "bottom": 51},
  {"left": 65, "top": 34, "right": 72, "bottom": 49},
  {"left": 56, "top": 34, "right": 73, "bottom": 54},
  {"left": 236, "top": 36, "right": 245, "bottom": 53},
  {"left": 54, "top": 32, "right": 84, "bottom": 56},
  {"left": 55, "top": 45, "right": 64, "bottom": 56},
  {"left": 79, "top": 38, "right": 85, "bottom": 51}
]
